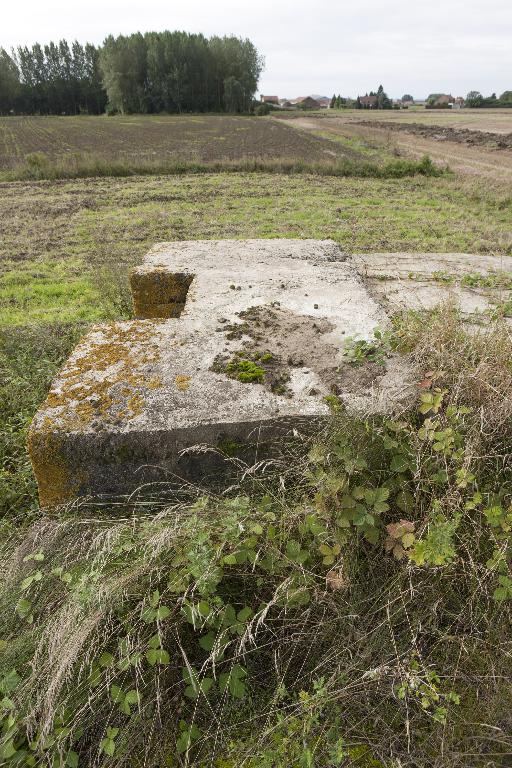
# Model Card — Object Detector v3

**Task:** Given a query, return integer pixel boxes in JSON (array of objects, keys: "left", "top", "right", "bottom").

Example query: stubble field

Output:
[{"left": 0, "top": 114, "right": 351, "bottom": 170}]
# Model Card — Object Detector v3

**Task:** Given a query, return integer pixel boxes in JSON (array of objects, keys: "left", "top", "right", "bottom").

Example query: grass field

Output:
[{"left": 1, "top": 112, "right": 512, "bottom": 767}]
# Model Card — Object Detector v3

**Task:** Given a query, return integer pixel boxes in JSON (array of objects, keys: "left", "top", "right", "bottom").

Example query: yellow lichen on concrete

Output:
[
  {"left": 27, "top": 428, "right": 81, "bottom": 508},
  {"left": 130, "top": 269, "right": 194, "bottom": 319},
  {"left": 38, "top": 322, "right": 164, "bottom": 432},
  {"left": 175, "top": 375, "right": 191, "bottom": 391}
]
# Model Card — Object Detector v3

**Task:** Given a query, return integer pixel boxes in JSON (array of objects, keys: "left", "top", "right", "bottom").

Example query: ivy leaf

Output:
[{"left": 155, "top": 606, "right": 171, "bottom": 621}]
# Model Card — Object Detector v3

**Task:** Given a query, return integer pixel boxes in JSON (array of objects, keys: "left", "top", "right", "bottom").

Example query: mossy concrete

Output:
[{"left": 29, "top": 239, "right": 411, "bottom": 507}]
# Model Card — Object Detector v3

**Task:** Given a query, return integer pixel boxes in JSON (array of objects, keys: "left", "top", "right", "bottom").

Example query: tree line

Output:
[
  {"left": 0, "top": 31, "right": 263, "bottom": 116},
  {"left": 464, "top": 90, "right": 512, "bottom": 108}
]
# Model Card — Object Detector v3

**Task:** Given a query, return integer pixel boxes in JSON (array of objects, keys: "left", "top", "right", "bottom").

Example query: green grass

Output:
[
  {"left": 0, "top": 260, "right": 103, "bottom": 325},
  {"left": 1, "top": 309, "right": 511, "bottom": 766},
  {"left": 308, "top": 130, "right": 385, "bottom": 159},
  {"left": 1, "top": 171, "right": 511, "bottom": 326},
  {"left": 1, "top": 152, "right": 441, "bottom": 182},
  {"left": 1, "top": 153, "right": 512, "bottom": 766}
]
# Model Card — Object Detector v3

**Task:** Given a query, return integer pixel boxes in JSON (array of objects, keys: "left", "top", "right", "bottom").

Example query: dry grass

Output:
[{"left": 1, "top": 308, "right": 511, "bottom": 767}]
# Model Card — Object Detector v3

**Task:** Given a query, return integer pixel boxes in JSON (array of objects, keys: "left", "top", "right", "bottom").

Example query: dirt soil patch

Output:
[
  {"left": 352, "top": 120, "right": 512, "bottom": 150},
  {"left": 213, "top": 304, "right": 387, "bottom": 400},
  {"left": 0, "top": 115, "right": 353, "bottom": 170}
]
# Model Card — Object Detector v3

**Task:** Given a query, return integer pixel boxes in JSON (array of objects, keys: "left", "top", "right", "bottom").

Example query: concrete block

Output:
[{"left": 29, "top": 239, "right": 407, "bottom": 507}]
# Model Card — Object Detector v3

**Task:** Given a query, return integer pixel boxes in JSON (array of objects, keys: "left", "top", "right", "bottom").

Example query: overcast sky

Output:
[{"left": 3, "top": 0, "right": 511, "bottom": 99}]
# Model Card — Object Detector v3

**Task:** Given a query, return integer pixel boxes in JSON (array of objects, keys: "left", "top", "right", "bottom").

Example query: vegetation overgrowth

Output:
[
  {"left": 1, "top": 109, "right": 512, "bottom": 765},
  {"left": 1, "top": 306, "right": 511, "bottom": 766},
  {"left": 1, "top": 152, "right": 442, "bottom": 183}
]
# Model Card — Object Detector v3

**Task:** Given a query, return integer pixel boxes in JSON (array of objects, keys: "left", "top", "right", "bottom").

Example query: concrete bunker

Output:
[{"left": 29, "top": 239, "right": 411, "bottom": 507}]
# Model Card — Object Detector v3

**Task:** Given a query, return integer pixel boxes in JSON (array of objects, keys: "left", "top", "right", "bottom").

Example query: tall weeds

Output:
[
  {"left": 0, "top": 307, "right": 511, "bottom": 767},
  {"left": 3, "top": 152, "right": 445, "bottom": 182}
]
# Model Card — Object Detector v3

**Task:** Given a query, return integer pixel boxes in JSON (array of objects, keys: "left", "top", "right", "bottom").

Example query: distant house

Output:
[
  {"left": 280, "top": 100, "right": 293, "bottom": 108},
  {"left": 433, "top": 94, "right": 455, "bottom": 107},
  {"left": 297, "top": 96, "right": 321, "bottom": 109},
  {"left": 260, "top": 95, "right": 279, "bottom": 104},
  {"left": 359, "top": 94, "right": 378, "bottom": 108},
  {"left": 453, "top": 96, "right": 465, "bottom": 109},
  {"left": 316, "top": 97, "right": 331, "bottom": 108}
]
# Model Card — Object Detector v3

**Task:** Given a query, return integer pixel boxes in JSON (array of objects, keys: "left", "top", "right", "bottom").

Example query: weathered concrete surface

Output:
[
  {"left": 351, "top": 252, "right": 512, "bottom": 317},
  {"left": 29, "top": 239, "right": 413, "bottom": 507}
]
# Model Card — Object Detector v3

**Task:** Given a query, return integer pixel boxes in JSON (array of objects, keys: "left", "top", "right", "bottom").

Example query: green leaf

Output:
[
  {"left": 237, "top": 606, "right": 252, "bottom": 623},
  {"left": 110, "top": 684, "right": 123, "bottom": 703},
  {"left": 396, "top": 489, "right": 414, "bottom": 512},
  {"left": 21, "top": 570, "right": 42, "bottom": 591},
  {"left": 98, "top": 652, "right": 114, "bottom": 668},
  {"left": 1, "top": 668, "right": 20, "bottom": 693},
  {"left": 219, "top": 664, "right": 247, "bottom": 699},
  {"left": 88, "top": 664, "right": 101, "bottom": 688},
  {"left": 198, "top": 632, "right": 216, "bottom": 652},
  {"left": 101, "top": 738, "right": 115, "bottom": 757},
  {"left": 66, "top": 750, "right": 79, "bottom": 768},
  {"left": 141, "top": 607, "right": 156, "bottom": 623},
  {"left": 390, "top": 454, "right": 409, "bottom": 473},
  {"left": 15, "top": 598, "right": 32, "bottom": 621},
  {"left": 149, "top": 589, "right": 160, "bottom": 607},
  {"left": 155, "top": 606, "right": 171, "bottom": 621},
  {"left": 146, "top": 648, "right": 170, "bottom": 666},
  {"left": 1, "top": 739, "right": 17, "bottom": 760},
  {"left": 125, "top": 689, "right": 141, "bottom": 706},
  {"left": 222, "top": 553, "right": 237, "bottom": 565}
]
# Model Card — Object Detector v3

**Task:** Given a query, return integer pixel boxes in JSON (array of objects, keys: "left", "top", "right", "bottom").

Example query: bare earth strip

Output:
[
  {"left": 0, "top": 114, "right": 350, "bottom": 170},
  {"left": 317, "top": 108, "right": 512, "bottom": 134},
  {"left": 285, "top": 115, "right": 512, "bottom": 178}
]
